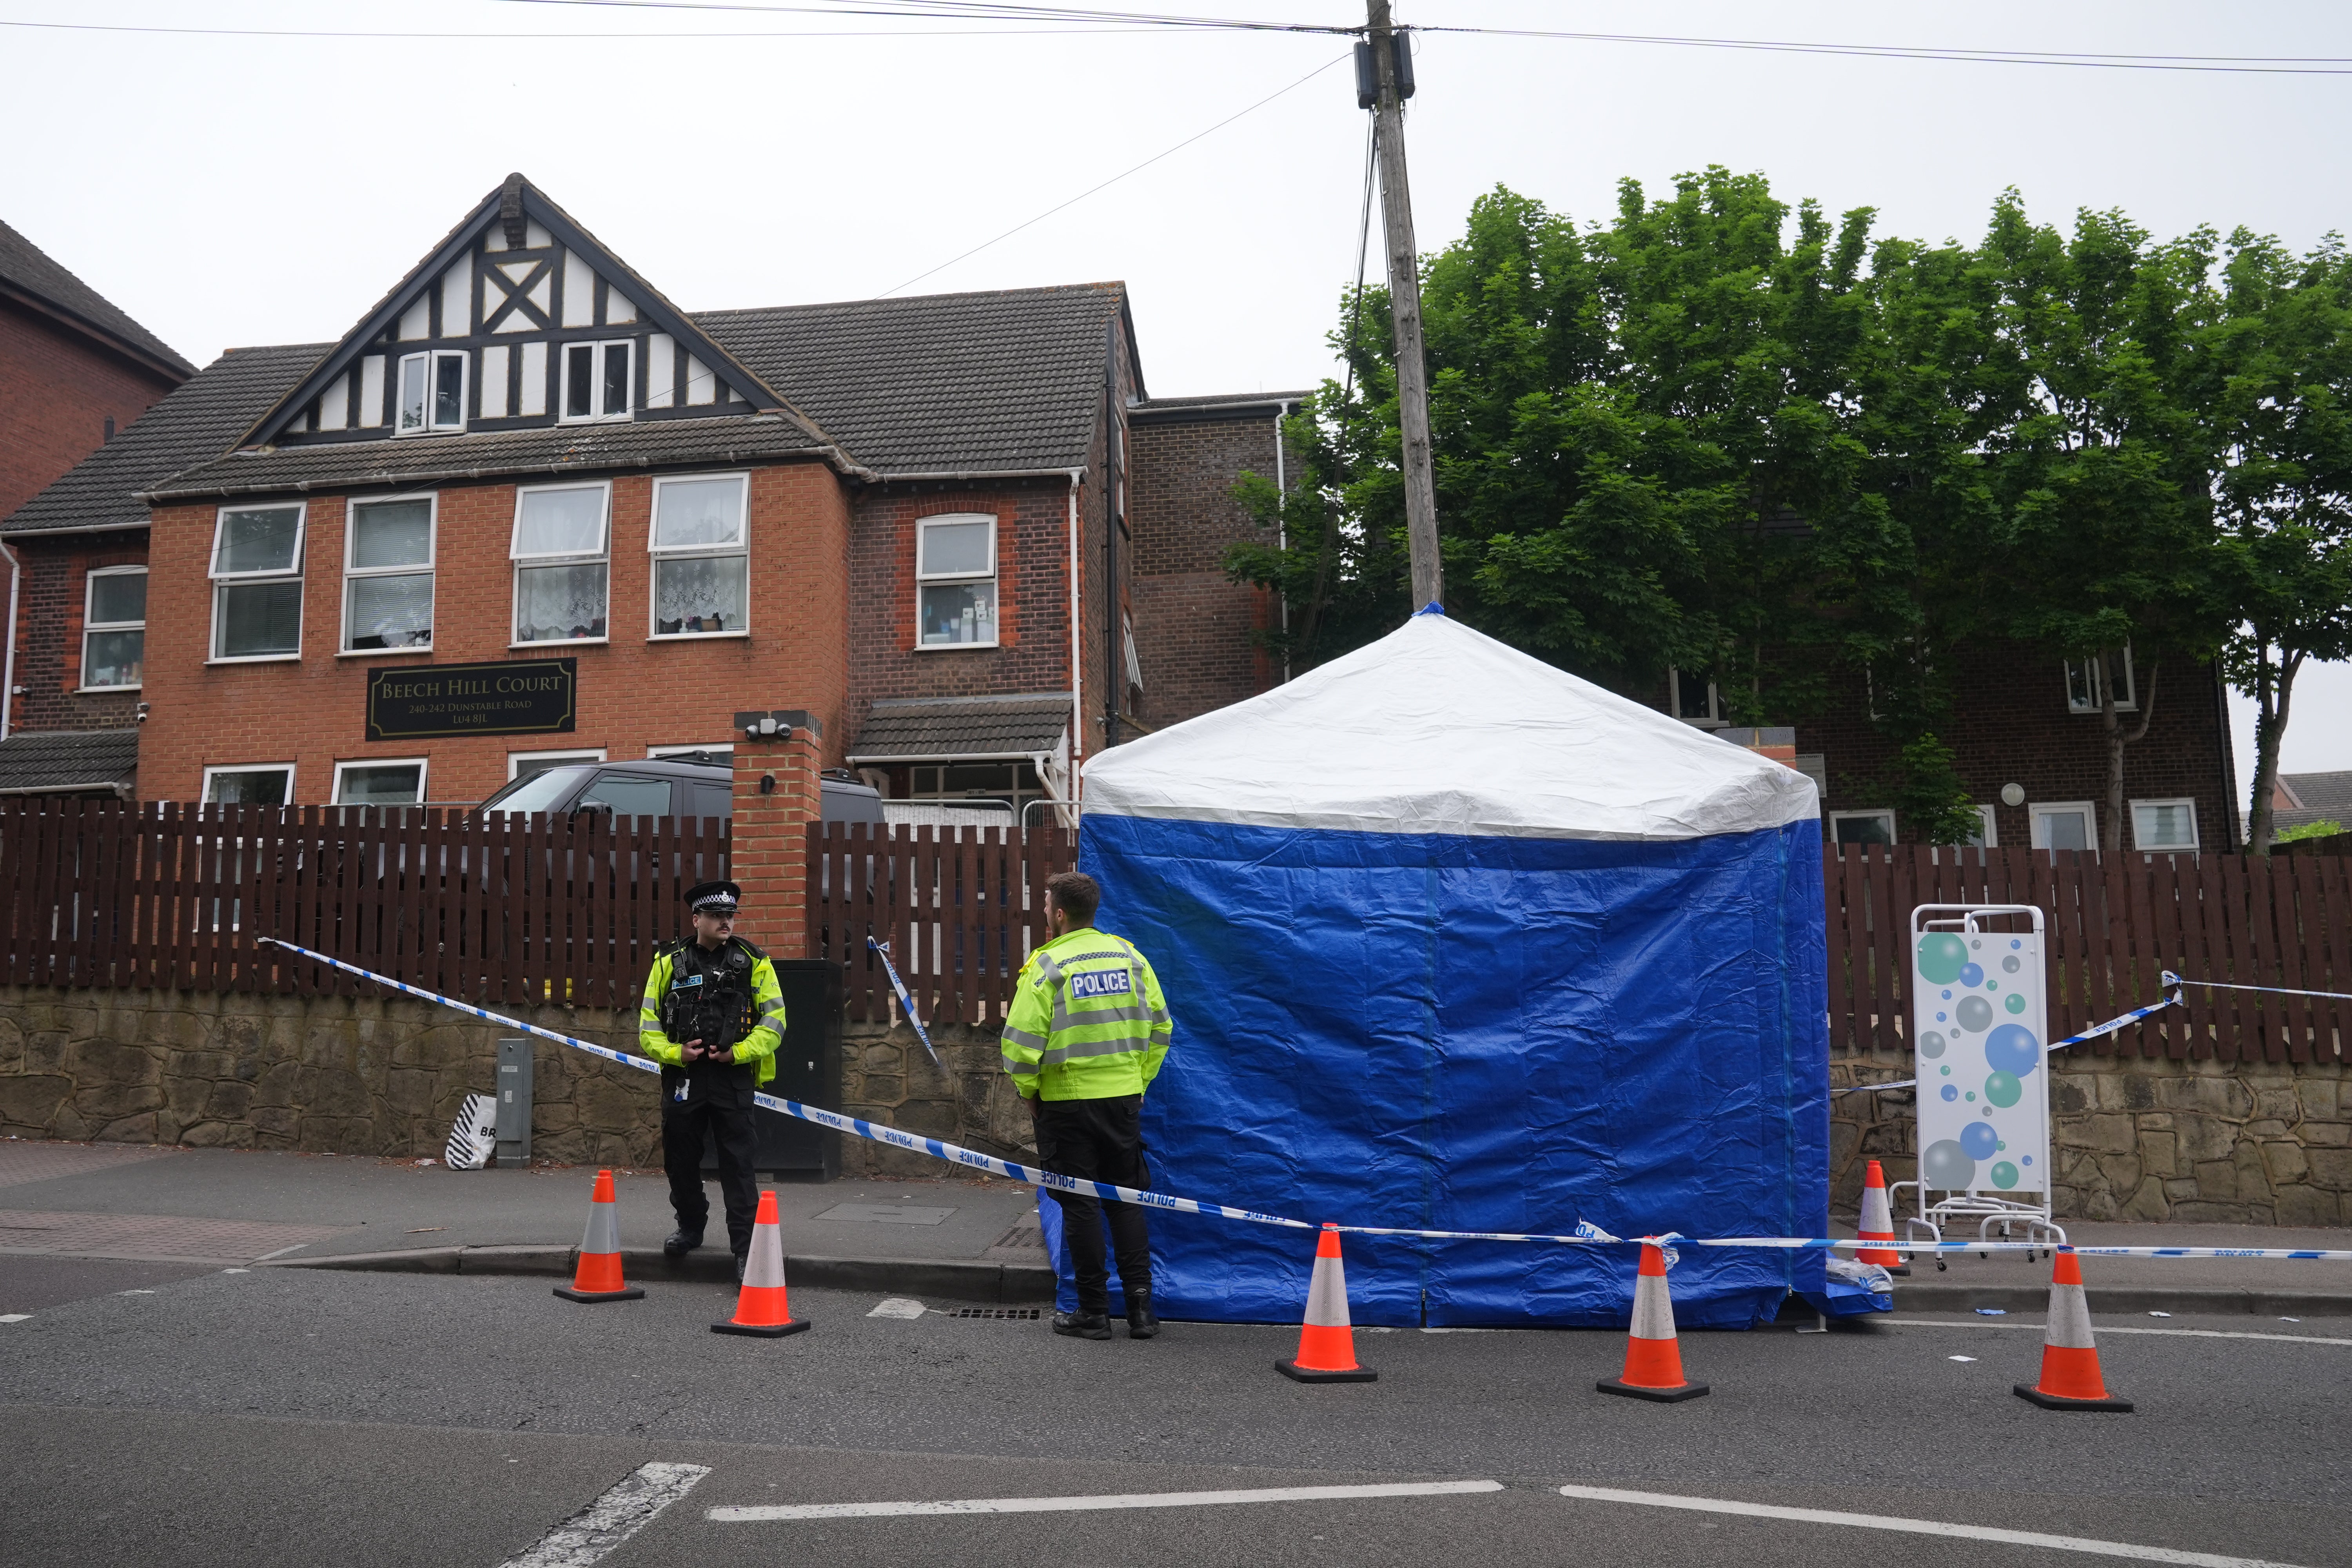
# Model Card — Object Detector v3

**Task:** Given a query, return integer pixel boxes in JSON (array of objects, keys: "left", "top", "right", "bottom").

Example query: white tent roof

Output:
[{"left": 1083, "top": 610, "right": 1819, "bottom": 842}]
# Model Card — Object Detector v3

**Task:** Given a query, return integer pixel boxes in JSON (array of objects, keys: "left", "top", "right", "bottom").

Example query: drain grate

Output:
[
  {"left": 948, "top": 1307, "right": 1042, "bottom": 1320},
  {"left": 990, "top": 1225, "right": 1045, "bottom": 1250}
]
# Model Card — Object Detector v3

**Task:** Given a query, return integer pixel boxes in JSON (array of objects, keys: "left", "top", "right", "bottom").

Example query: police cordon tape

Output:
[
  {"left": 1832, "top": 983, "right": 2189, "bottom": 1095},
  {"left": 865, "top": 937, "right": 940, "bottom": 1068},
  {"left": 254, "top": 938, "right": 2352, "bottom": 1263},
  {"left": 1834, "top": 971, "right": 2352, "bottom": 1098}
]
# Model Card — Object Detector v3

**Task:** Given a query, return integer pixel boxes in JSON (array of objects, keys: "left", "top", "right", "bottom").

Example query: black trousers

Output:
[
  {"left": 1033, "top": 1094, "right": 1152, "bottom": 1312},
  {"left": 662, "top": 1066, "right": 760, "bottom": 1257}
]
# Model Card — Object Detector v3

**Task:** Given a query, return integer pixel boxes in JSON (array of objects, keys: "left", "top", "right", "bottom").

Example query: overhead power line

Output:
[
  {"left": 877, "top": 49, "right": 1350, "bottom": 297},
  {"left": 12, "top": 5, "right": 2352, "bottom": 71}
]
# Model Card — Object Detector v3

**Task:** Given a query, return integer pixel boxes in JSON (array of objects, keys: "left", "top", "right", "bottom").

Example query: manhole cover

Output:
[{"left": 948, "top": 1307, "right": 1041, "bottom": 1320}]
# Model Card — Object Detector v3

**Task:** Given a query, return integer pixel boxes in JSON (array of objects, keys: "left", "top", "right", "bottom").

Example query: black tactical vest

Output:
[{"left": 659, "top": 936, "right": 763, "bottom": 1051}]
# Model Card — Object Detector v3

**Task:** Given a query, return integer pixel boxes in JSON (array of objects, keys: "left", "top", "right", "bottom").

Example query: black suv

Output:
[{"left": 473, "top": 755, "right": 884, "bottom": 824}]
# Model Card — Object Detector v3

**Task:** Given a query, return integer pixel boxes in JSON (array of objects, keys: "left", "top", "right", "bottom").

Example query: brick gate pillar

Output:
[{"left": 730, "top": 709, "right": 824, "bottom": 958}]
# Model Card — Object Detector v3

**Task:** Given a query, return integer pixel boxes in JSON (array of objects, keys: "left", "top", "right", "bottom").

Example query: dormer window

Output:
[
  {"left": 563, "top": 340, "right": 633, "bottom": 422},
  {"left": 397, "top": 350, "right": 467, "bottom": 434}
]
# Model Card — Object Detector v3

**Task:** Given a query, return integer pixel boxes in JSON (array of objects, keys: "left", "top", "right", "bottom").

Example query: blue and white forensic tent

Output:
[{"left": 1074, "top": 609, "right": 1834, "bottom": 1328}]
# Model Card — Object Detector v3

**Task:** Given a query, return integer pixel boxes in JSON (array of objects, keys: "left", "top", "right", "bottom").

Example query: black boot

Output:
[
  {"left": 663, "top": 1229, "right": 702, "bottom": 1260},
  {"left": 734, "top": 1253, "right": 748, "bottom": 1284},
  {"left": 1125, "top": 1289, "right": 1160, "bottom": 1340},
  {"left": 1052, "top": 1310, "right": 1113, "bottom": 1341}
]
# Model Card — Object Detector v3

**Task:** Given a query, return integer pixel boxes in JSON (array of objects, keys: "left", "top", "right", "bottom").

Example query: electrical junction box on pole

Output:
[{"left": 495, "top": 1038, "right": 532, "bottom": 1167}]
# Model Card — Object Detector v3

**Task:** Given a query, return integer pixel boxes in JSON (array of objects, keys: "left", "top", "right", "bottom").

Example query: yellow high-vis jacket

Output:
[
  {"left": 1000, "top": 927, "right": 1171, "bottom": 1102},
  {"left": 638, "top": 937, "right": 785, "bottom": 1086}
]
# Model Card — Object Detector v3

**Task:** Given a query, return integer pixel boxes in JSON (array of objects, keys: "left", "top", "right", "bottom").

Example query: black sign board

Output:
[{"left": 365, "top": 659, "right": 577, "bottom": 741}]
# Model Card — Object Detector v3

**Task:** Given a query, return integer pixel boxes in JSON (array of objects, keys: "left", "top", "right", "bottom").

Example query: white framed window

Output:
[
  {"left": 2030, "top": 801, "right": 2097, "bottom": 852},
  {"left": 396, "top": 350, "right": 467, "bottom": 435},
  {"left": 202, "top": 764, "right": 295, "bottom": 806},
  {"left": 648, "top": 473, "right": 749, "bottom": 637},
  {"left": 334, "top": 758, "right": 427, "bottom": 806},
  {"left": 649, "top": 743, "right": 733, "bottom": 763},
  {"left": 508, "top": 748, "right": 604, "bottom": 781},
  {"left": 561, "top": 339, "right": 633, "bottom": 423},
  {"left": 1668, "top": 667, "right": 1722, "bottom": 726},
  {"left": 510, "top": 482, "right": 610, "bottom": 644},
  {"left": 2065, "top": 648, "right": 2136, "bottom": 714},
  {"left": 342, "top": 495, "right": 435, "bottom": 652},
  {"left": 209, "top": 502, "right": 305, "bottom": 662},
  {"left": 1829, "top": 808, "right": 1895, "bottom": 846},
  {"left": 2131, "top": 798, "right": 2199, "bottom": 852},
  {"left": 916, "top": 512, "right": 998, "bottom": 648},
  {"left": 1964, "top": 804, "right": 1998, "bottom": 849},
  {"left": 80, "top": 566, "right": 146, "bottom": 690}
]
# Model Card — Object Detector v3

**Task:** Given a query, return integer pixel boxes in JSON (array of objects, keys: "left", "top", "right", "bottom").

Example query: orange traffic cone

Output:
[
  {"left": 1276, "top": 1224, "right": 1375, "bottom": 1383},
  {"left": 2014, "top": 1249, "right": 2131, "bottom": 1411},
  {"left": 554, "top": 1169, "right": 644, "bottom": 1303},
  {"left": 1597, "top": 1240, "right": 1709, "bottom": 1402},
  {"left": 713, "top": 1189, "right": 809, "bottom": 1338},
  {"left": 1857, "top": 1159, "right": 1906, "bottom": 1274}
]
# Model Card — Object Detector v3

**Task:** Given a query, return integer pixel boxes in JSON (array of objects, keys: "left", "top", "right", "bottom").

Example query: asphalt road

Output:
[{"left": 4, "top": 1261, "right": 2348, "bottom": 1568}]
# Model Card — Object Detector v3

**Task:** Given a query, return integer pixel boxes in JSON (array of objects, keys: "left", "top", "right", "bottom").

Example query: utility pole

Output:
[{"left": 1366, "top": 0, "right": 1441, "bottom": 611}]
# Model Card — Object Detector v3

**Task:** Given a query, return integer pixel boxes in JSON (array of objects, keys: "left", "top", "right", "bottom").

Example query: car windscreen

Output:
[{"left": 477, "top": 766, "right": 594, "bottom": 815}]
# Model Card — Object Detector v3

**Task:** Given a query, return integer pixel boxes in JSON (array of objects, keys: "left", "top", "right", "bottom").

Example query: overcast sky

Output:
[{"left": 4, "top": 0, "right": 2348, "bottom": 777}]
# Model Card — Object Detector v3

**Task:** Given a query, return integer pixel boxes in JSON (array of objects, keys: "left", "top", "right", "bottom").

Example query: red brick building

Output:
[
  {"left": 2, "top": 175, "right": 1285, "bottom": 814},
  {"left": 0, "top": 216, "right": 193, "bottom": 795}
]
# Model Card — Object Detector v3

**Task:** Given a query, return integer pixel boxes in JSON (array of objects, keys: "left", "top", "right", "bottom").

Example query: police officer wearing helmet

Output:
[
  {"left": 639, "top": 879, "right": 784, "bottom": 1282},
  {"left": 1000, "top": 871, "right": 1172, "bottom": 1341}
]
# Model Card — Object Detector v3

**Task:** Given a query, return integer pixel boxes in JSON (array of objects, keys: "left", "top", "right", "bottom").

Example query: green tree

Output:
[
  {"left": 1976, "top": 196, "right": 2229, "bottom": 851},
  {"left": 2205, "top": 231, "right": 2352, "bottom": 854}
]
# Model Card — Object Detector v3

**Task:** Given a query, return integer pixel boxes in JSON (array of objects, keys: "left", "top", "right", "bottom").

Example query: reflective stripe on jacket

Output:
[
  {"left": 639, "top": 942, "right": 786, "bottom": 1085},
  {"left": 999, "top": 927, "right": 1171, "bottom": 1102}
]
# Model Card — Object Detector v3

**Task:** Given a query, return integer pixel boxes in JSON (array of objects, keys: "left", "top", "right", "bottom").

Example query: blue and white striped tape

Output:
[
  {"left": 1835, "top": 987, "right": 2185, "bottom": 1094},
  {"left": 255, "top": 938, "right": 2352, "bottom": 1262},
  {"left": 865, "top": 937, "right": 940, "bottom": 1067}
]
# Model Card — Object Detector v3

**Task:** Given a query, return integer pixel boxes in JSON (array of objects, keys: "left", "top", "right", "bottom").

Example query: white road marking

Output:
[
  {"left": 711, "top": 1479, "right": 1504, "bottom": 1522},
  {"left": 1889, "top": 1318, "right": 2352, "bottom": 1347},
  {"left": 1555, "top": 1484, "right": 2307, "bottom": 1567},
  {"left": 253, "top": 1243, "right": 310, "bottom": 1262},
  {"left": 867, "top": 1298, "right": 928, "bottom": 1319},
  {"left": 1947, "top": 1355, "right": 1977, "bottom": 1362},
  {"left": 0, "top": 1313, "right": 30, "bottom": 1323},
  {"left": 495, "top": 1461, "right": 711, "bottom": 1567}
]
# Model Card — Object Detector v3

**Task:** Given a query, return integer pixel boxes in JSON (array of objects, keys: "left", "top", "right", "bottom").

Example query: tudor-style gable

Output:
[{"left": 242, "top": 174, "right": 801, "bottom": 450}]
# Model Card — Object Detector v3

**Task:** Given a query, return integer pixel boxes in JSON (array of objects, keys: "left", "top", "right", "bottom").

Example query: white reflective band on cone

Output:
[
  {"left": 744, "top": 1217, "right": 788, "bottom": 1291},
  {"left": 1630, "top": 1269, "right": 1675, "bottom": 1342},
  {"left": 1305, "top": 1253, "right": 1352, "bottom": 1328},
  {"left": 2047, "top": 1280, "right": 2097, "bottom": 1350},
  {"left": 1859, "top": 1181, "right": 1892, "bottom": 1236},
  {"left": 581, "top": 1197, "right": 619, "bottom": 1255}
]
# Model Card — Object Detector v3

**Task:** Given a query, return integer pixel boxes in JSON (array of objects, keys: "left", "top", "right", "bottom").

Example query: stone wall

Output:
[
  {"left": 1833, "top": 1053, "right": 2350, "bottom": 1225},
  {"left": 9, "top": 985, "right": 2343, "bottom": 1225},
  {"left": 0, "top": 985, "right": 1034, "bottom": 1178}
]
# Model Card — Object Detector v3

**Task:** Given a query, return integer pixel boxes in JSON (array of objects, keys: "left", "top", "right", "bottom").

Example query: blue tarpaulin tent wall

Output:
[{"left": 1072, "top": 610, "right": 1832, "bottom": 1328}]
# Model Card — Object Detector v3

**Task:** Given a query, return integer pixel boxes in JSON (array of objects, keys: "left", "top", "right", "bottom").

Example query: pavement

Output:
[
  {"left": 4, "top": 1135, "right": 2348, "bottom": 1317},
  {"left": 0, "top": 1136, "right": 1051, "bottom": 1299},
  {"left": 4, "top": 1262, "right": 2350, "bottom": 1567}
]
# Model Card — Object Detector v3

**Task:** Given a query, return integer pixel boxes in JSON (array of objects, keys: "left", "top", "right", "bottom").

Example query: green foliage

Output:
[
  {"left": 2277, "top": 818, "right": 2347, "bottom": 843},
  {"left": 1226, "top": 167, "right": 2348, "bottom": 847},
  {"left": 1892, "top": 735, "right": 1985, "bottom": 847}
]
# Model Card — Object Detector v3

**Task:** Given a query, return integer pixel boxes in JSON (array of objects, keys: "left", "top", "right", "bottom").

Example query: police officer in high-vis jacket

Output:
[
  {"left": 1000, "top": 870, "right": 1172, "bottom": 1341},
  {"left": 639, "top": 879, "right": 783, "bottom": 1283}
]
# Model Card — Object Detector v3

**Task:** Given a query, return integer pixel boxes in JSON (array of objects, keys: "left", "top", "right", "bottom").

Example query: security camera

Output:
[{"left": 136, "top": 701, "right": 151, "bottom": 724}]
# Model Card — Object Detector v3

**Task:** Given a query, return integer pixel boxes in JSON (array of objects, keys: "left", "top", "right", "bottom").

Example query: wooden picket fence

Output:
[
  {"left": 1825, "top": 845, "right": 2352, "bottom": 1063},
  {"left": 0, "top": 799, "right": 724, "bottom": 1008},
  {"left": 6, "top": 801, "right": 2347, "bottom": 1059},
  {"left": 803, "top": 820, "right": 1079, "bottom": 1027}
]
